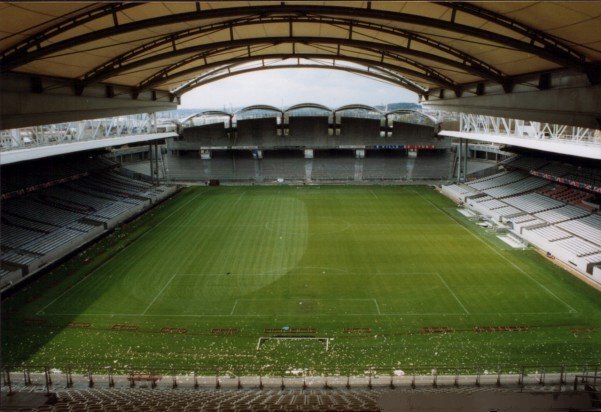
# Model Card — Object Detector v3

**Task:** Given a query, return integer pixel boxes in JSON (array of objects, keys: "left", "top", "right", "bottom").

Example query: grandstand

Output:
[
  {"left": 442, "top": 154, "right": 601, "bottom": 279},
  {"left": 0, "top": 156, "right": 177, "bottom": 290}
]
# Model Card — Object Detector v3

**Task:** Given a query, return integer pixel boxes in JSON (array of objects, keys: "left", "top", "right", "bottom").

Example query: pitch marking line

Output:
[
  {"left": 142, "top": 274, "right": 176, "bottom": 315},
  {"left": 37, "top": 191, "right": 204, "bottom": 316},
  {"left": 231, "top": 191, "right": 247, "bottom": 207},
  {"left": 411, "top": 189, "right": 578, "bottom": 314},
  {"left": 230, "top": 298, "right": 381, "bottom": 316},
  {"left": 369, "top": 189, "right": 379, "bottom": 200},
  {"left": 39, "top": 311, "right": 575, "bottom": 318},
  {"left": 373, "top": 299, "right": 382, "bottom": 315},
  {"left": 175, "top": 271, "right": 436, "bottom": 277},
  {"left": 435, "top": 273, "right": 470, "bottom": 314}
]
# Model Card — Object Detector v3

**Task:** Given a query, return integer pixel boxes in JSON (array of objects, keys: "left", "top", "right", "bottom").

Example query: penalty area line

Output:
[
  {"left": 435, "top": 273, "right": 470, "bottom": 315},
  {"left": 141, "top": 274, "right": 176, "bottom": 315},
  {"left": 373, "top": 299, "right": 382, "bottom": 315}
]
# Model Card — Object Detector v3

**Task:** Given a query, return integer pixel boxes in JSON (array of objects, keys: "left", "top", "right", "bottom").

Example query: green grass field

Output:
[{"left": 2, "top": 185, "right": 600, "bottom": 375}]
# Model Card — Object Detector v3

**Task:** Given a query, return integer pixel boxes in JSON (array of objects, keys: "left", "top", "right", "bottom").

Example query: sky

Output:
[{"left": 179, "top": 69, "right": 418, "bottom": 110}]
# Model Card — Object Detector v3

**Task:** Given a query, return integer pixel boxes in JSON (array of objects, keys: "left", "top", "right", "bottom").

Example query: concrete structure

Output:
[
  {"left": 340, "top": 117, "right": 381, "bottom": 141},
  {"left": 289, "top": 116, "right": 329, "bottom": 145},
  {"left": 181, "top": 123, "right": 227, "bottom": 148},
  {"left": 1, "top": 2, "right": 598, "bottom": 130},
  {"left": 236, "top": 118, "right": 277, "bottom": 147},
  {"left": 1, "top": 133, "right": 176, "bottom": 166}
]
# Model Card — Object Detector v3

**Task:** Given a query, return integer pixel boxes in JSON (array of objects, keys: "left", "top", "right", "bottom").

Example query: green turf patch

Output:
[{"left": 2, "top": 185, "right": 601, "bottom": 374}]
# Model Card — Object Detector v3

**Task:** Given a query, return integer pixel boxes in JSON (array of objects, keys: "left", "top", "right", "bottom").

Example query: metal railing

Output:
[
  {"left": 2, "top": 363, "right": 599, "bottom": 394},
  {"left": 0, "top": 113, "right": 176, "bottom": 151}
]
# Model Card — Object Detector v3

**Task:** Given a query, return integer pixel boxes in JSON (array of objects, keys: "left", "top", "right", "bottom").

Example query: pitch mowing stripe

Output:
[
  {"left": 410, "top": 189, "right": 578, "bottom": 314},
  {"left": 37, "top": 190, "right": 204, "bottom": 315}
]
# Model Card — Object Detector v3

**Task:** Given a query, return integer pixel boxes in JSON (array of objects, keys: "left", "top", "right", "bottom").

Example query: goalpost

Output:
[{"left": 256, "top": 336, "right": 330, "bottom": 351}]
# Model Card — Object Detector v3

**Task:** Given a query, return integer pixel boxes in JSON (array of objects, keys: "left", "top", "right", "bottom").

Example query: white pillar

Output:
[
  {"left": 304, "top": 149, "right": 314, "bottom": 159},
  {"left": 148, "top": 112, "right": 157, "bottom": 133}
]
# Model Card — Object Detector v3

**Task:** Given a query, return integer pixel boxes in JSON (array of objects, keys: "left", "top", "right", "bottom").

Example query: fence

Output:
[{"left": 3, "top": 363, "right": 599, "bottom": 394}]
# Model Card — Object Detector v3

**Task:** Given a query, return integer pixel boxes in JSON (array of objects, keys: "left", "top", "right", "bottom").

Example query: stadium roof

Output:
[{"left": 2, "top": 1, "right": 600, "bottom": 99}]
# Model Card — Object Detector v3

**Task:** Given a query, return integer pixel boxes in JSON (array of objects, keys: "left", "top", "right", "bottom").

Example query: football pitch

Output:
[{"left": 2, "top": 185, "right": 600, "bottom": 374}]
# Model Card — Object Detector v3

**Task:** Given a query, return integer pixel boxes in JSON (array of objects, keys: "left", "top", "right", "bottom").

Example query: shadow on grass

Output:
[{"left": 0, "top": 188, "right": 193, "bottom": 371}]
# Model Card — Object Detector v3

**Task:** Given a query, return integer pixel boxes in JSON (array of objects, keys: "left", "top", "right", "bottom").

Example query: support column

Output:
[
  {"left": 304, "top": 149, "right": 314, "bottom": 159},
  {"left": 456, "top": 139, "right": 462, "bottom": 184},
  {"left": 384, "top": 115, "right": 390, "bottom": 138},
  {"left": 154, "top": 142, "right": 160, "bottom": 184},
  {"left": 463, "top": 139, "right": 469, "bottom": 181},
  {"left": 355, "top": 149, "right": 365, "bottom": 159},
  {"left": 149, "top": 143, "right": 154, "bottom": 178},
  {"left": 354, "top": 159, "right": 364, "bottom": 181},
  {"left": 305, "top": 158, "right": 313, "bottom": 182},
  {"left": 10, "top": 129, "right": 20, "bottom": 148},
  {"left": 148, "top": 112, "right": 157, "bottom": 133}
]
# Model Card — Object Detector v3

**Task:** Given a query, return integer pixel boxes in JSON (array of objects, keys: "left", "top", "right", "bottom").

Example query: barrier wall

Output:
[
  {"left": 182, "top": 123, "right": 227, "bottom": 147},
  {"left": 289, "top": 116, "right": 329, "bottom": 146},
  {"left": 392, "top": 122, "right": 451, "bottom": 149},
  {"left": 340, "top": 117, "right": 381, "bottom": 141},
  {"left": 236, "top": 118, "right": 277, "bottom": 147}
]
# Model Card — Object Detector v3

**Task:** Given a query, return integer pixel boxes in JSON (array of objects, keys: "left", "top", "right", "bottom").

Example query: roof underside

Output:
[{"left": 1, "top": 1, "right": 600, "bottom": 97}]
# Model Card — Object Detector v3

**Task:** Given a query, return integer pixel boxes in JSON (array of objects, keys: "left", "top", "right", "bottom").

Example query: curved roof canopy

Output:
[
  {"left": 285, "top": 103, "right": 332, "bottom": 114},
  {"left": 1, "top": 2, "right": 599, "bottom": 99},
  {"left": 180, "top": 110, "right": 232, "bottom": 125},
  {"left": 335, "top": 104, "right": 383, "bottom": 114}
]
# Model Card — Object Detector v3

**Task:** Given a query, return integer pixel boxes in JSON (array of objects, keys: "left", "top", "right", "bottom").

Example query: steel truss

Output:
[
  {"left": 459, "top": 113, "right": 600, "bottom": 144},
  {"left": 2, "top": 2, "right": 597, "bottom": 101},
  {"left": 0, "top": 113, "right": 159, "bottom": 151}
]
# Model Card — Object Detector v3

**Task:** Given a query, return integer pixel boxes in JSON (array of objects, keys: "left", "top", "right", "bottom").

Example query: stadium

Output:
[{"left": 0, "top": 1, "right": 600, "bottom": 411}]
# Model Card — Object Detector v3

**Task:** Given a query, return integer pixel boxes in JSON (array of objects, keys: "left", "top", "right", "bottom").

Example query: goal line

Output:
[{"left": 256, "top": 336, "right": 330, "bottom": 351}]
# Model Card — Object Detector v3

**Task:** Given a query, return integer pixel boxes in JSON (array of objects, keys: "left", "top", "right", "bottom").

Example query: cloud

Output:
[{"left": 179, "top": 69, "right": 418, "bottom": 110}]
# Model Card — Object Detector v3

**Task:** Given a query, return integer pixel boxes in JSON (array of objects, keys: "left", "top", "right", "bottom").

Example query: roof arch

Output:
[
  {"left": 334, "top": 104, "right": 383, "bottom": 115},
  {"left": 285, "top": 103, "right": 333, "bottom": 115},
  {"left": 174, "top": 59, "right": 426, "bottom": 96},
  {"left": 180, "top": 111, "right": 233, "bottom": 126},
  {"left": 0, "top": 1, "right": 598, "bottom": 101},
  {"left": 386, "top": 109, "right": 439, "bottom": 125},
  {"left": 236, "top": 105, "right": 283, "bottom": 116}
]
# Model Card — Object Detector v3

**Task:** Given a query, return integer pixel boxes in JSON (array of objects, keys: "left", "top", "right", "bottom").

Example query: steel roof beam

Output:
[
  {"left": 178, "top": 60, "right": 422, "bottom": 95},
  {"left": 438, "top": 2, "right": 586, "bottom": 63},
  {"left": 1, "top": 5, "right": 587, "bottom": 73},
  {"left": 175, "top": 64, "right": 422, "bottom": 95},
  {"left": 1, "top": 3, "right": 143, "bottom": 61},
  {"left": 138, "top": 53, "right": 456, "bottom": 92},
  {"left": 81, "top": 16, "right": 500, "bottom": 86},
  {"left": 81, "top": 36, "right": 503, "bottom": 86}
]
